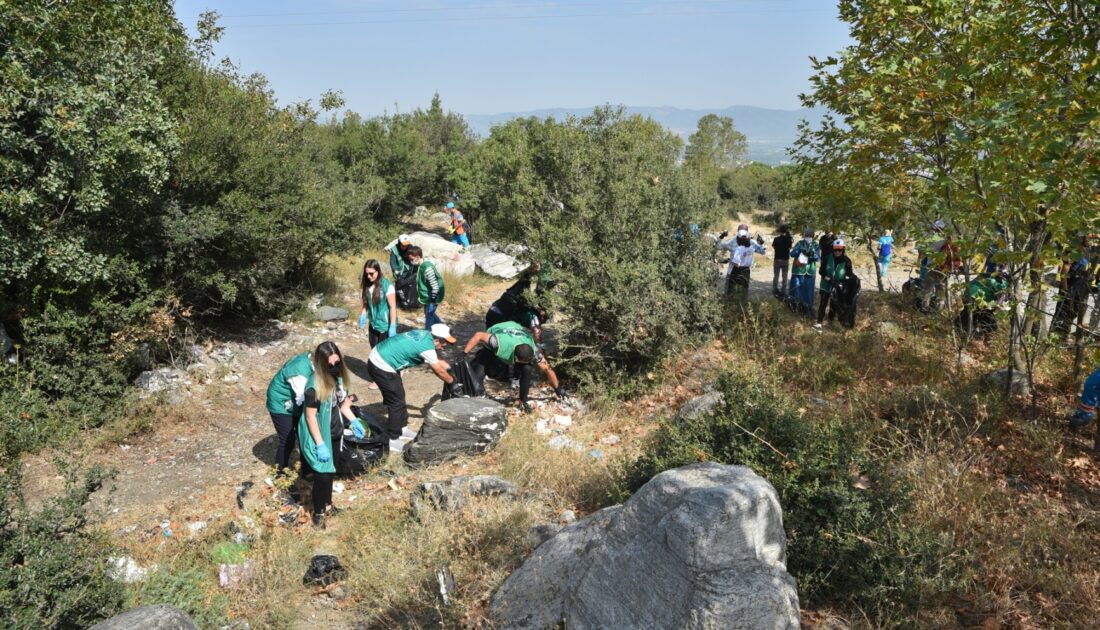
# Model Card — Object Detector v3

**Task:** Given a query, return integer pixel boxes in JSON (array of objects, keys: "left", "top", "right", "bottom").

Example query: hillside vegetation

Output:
[{"left": 2, "top": 1, "right": 1098, "bottom": 629}]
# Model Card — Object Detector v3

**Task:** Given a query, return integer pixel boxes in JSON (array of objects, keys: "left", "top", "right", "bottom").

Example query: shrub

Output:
[
  {"left": 475, "top": 107, "right": 724, "bottom": 387},
  {"left": 133, "top": 568, "right": 228, "bottom": 629},
  {"left": 622, "top": 371, "right": 955, "bottom": 615},
  {"left": 0, "top": 465, "right": 126, "bottom": 629}
]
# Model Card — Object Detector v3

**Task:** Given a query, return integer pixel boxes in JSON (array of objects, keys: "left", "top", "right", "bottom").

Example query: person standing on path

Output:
[
  {"left": 877, "top": 229, "right": 895, "bottom": 279},
  {"left": 359, "top": 259, "right": 398, "bottom": 390},
  {"left": 447, "top": 202, "right": 470, "bottom": 249},
  {"left": 366, "top": 325, "right": 458, "bottom": 454},
  {"left": 407, "top": 246, "right": 445, "bottom": 328},
  {"left": 815, "top": 239, "right": 854, "bottom": 330},
  {"left": 771, "top": 225, "right": 793, "bottom": 297},
  {"left": 789, "top": 229, "right": 820, "bottom": 318},
  {"left": 298, "top": 341, "right": 362, "bottom": 528},
  {"left": 721, "top": 228, "right": 766, "bottom": 298}
]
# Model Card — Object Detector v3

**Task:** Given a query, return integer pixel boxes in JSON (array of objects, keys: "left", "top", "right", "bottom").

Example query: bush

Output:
[
  {"left": 622, "top": 371, "right": 955, "bottom": 616},
  {"left": 476, "top": 107, "right": 724, "bottom": 386},
  {"left": 133, "top": 568, "right": 228, "bottom": 629},
  {"left": 0, "top": 465, "right": 126, "bottom": 629}
]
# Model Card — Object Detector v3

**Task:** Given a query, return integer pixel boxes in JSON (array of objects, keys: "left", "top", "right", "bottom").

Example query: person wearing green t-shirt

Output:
[
  {"left": 815, "top": 239, "right": 854, "bottom": 330},
  {"left": 957, "top": 272, "right": 1008, "bottom": 338},
  {"left": 463, "top": 321, "right": 564, "bottom": 413},
  {"left": 408, "top": 245, "right": 445, "bottom": 329},
  {"left": 265, "top": 351, "right": 313, "bottom": 478},
  {"left": 366, "top": 325, "right": 458, "bottom": 454}
]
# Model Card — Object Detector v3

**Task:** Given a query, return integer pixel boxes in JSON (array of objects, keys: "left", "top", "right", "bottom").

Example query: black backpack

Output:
[{"left": 335, "top": 406, "right": 389, "bottom": 475}]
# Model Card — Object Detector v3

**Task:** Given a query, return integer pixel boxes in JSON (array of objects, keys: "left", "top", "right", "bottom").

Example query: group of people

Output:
[
  {"left": 719, "top": 224, "right": 860, "bottom": 330},
  {"left": 264, "top": 215, "right": 561, "bottom": 526}
]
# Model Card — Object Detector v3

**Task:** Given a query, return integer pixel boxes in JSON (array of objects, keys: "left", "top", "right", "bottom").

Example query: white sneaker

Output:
[
  {"left": 401, "top": 427, "right": 418, "bottom": 440},
  {"left": 388, "top": 439, "right": 405, "bottom": 454}
]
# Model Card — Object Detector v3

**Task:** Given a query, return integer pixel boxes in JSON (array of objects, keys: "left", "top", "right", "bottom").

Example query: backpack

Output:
[{"left": 336, "top": 406, "right": 389, "bottom": 475}]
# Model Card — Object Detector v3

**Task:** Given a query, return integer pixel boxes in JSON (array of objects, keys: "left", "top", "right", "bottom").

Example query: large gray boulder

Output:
[
  {"left": 90, "top": 605, "right": 198, "bottom": 630},
  {"left": 469, "top": 244, "right": 526, "bottom": 279},
  {"left": 491, "top": 462, "right": 800, "bottom": 629},
  {"left": 403, "top": 398, "right": 508, "bottom": 465},
  {"left": 984, "top": 368, "right": 1030, "bottom": 396},
  {"left": 677, "top": 390, "right": 725, "bottom": 422},
  {"left": 315, "top": 306, "right": 349, "bottom": 321},
  {"left": 407, "top": 231, "right": 476, "bottom": 276}
]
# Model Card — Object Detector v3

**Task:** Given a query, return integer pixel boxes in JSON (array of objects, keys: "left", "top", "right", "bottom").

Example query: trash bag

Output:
[
  {"left": 302, "top": 555, "right": 347, "bottom": 586},
  {"left": 443, "top": 359, "right": 485, "bottom": 400},
  {"left": 395, "top": 269, "right": 419, "bottom": 310},
  {"left": 337, "top": 407, "right": 389, "bottom": 475},
  {"left": 831, "top": 275, "right": 861, "bottom": 328}
]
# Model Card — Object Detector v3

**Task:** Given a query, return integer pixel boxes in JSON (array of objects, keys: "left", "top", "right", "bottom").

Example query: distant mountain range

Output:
[{"left": 464, "top": 105, "right": 829, "bottom": 165}]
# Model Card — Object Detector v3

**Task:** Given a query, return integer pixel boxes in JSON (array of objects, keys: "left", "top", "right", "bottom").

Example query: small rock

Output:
[
  {"left": 107, "top": 556, "right": 151, "bottom": 584},
  {"left": 535, "top": 419, "right": 551, "bottom": 435},
  {"left": 222, "top": 374, "right": 241, "bottom": 383},
  {"left": 219, "top": 562, "right": 255, "bottom": 589},
  {"left": 90, "top": 605, "right": 198, "bottom": 630},
  {"left": 411, "top": 475, "right": 517, "bottom": 516},
  {"left": 257, "top": 348, "right": 268, "bottom": 356},
  {"left": 599, "top": 435, "right": 621, "bottom": 446},
  {"left": 327, "top": 585, "right": 348, "bottom": 601},
  {"left": 325, "top": 322, "right": 338, "bottom": 330},
  {"left": 588, "top": 449, "right": 604, "bottom": 460},
  {"left": 552, "top": 414, "right": 572, "bottom": 427},
  {"left": 187, "top": 521, "right": 207, "bottom": 534},
  {"left": 983, "top": 368, "right": 1029, "bottom": 396},
  {"left": 333, "top": 481, "right": 345, "bottom": 495},
  {"left": 315, "top": 306, "right": 350, "bottom": 322},
  {"left": 559, "top": 509, "right": 576, "bottom": 524},
  {"left": 677, "top": 390, "right": 725, "bottom": 422},
  {"left": 526, "top": 523, "right": 563, "bottom": 547},
  {"left": 548, "top": 435, "right": 583, "bottom": 451},
  {"left": 877, "top": 321, "right": 903, "bottom": 341}
]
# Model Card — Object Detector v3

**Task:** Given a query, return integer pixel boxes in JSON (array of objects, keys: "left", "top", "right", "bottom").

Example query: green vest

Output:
[
  {"left": 820, "top": 255, "right": 848, "bottom": 291},
  {"left": 265, "top": 352, "right": 313, "bottom": 415},
  {"left": 488, "top": 321, "right": 536, "bottom": 365},
  {"left": 416, "top": 261, "right": 445, "bottom": 304},
  {"left": 390, "top": 247, "right": 409, "bottom": 279},
  {"left": 364, "top": 277, "right": 393, "bottom": 333},
  {"left": 296, "top": 374, "right": 340, "bottom": 475},
  {"left": 968, "top": 276, "right": 1007, "bottom": 304},
  {"left": 791, "top": 239, "right": 819, "bottom": 277},
  {"left": 375, "top": 330, "right": 436, "bottom": 371}
]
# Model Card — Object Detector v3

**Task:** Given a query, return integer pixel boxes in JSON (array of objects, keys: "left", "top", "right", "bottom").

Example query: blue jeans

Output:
[
  {"left": 790, "top": 275, "right": 815, "bottom": 317},
  {"left": 424, "top": 302, "right": 442, "bottom": 329}
]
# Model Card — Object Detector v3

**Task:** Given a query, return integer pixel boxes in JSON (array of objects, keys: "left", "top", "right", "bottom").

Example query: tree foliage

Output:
[
  {"left": 684, "top": 113, "right": 747, "bottom": 172},
  {"left": 475, "top": 107, "right": 723, "bottom": 384}
]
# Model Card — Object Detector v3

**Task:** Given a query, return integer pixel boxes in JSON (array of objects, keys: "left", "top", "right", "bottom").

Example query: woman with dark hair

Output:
[
  {"left": 298, "top": 341, "right": 363, "bottom": 528},
  {"left": 359, "top": 259, "right": 398, "bottom": 347}
]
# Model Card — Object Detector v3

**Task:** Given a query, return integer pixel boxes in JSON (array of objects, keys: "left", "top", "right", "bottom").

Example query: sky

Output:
[{"left": 172, "top": 0, "right": 851, "bottom": 117}]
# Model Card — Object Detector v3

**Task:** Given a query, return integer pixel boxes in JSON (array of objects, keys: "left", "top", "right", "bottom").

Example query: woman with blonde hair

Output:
[{"left": 298, "top": 341, "right": 364, "bottom": 527}]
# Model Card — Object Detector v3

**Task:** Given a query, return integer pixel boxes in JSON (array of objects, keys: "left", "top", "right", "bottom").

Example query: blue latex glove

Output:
[
  {"left": 350, "top": 419, "right": 366, "bottom": 439},
  {"left": 388, "top": 323, "right": 397, "bottom": 337},
  {"left": 314, "top": 441, "right": 331, "bottom": 463},
  {"left": 1069, "top": 409, "right": 1094, "bottom": 428},
  {"left": 358, "top": 312, "right": 367, "bottom": 329}
]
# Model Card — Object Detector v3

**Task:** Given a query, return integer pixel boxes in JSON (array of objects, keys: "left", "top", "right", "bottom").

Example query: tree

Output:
[
  {"left": 795, "top": 0, "right": 1099, "bottom": 389},
  {"left": 684, "top": 114, "right": 747, "bottom": 173}
]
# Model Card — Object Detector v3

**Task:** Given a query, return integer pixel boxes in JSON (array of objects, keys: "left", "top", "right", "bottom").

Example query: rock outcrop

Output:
[
  {"left": 89, "top": 605, "right": 199, "bottom": 630},
  {"left": 403, "top": 397, "right": 508, "bottom": 465},
  {"left": 491, "top": 462, "right": 800, "bottom": 629}
]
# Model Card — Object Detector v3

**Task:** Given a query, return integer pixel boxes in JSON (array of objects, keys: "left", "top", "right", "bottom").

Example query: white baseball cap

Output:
[
  {"left": 398, "top": 233, "right": 411, "bottom": 244},
  {"left": 736, "top": 229, "right": 749, "bottom": 237},
  {"left": 430, "top": 324, "right": 457, "bottom": 343}
]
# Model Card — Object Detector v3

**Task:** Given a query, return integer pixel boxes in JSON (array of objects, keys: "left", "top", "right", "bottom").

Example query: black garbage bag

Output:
[
  {"left": 394, "top": 269, "right": 419, "bottom": 310},
  {"left": 336, "top": 407, "right": 389, "bottom": 475},
  {"left": 442, "top": 358, "right": 486, "bottom": 400},
  {"left": 831, "top": 275, "right": 861, "bottom": 328},
  {"left": 302, "top": 555, "right": 347, "bottom": 586}
]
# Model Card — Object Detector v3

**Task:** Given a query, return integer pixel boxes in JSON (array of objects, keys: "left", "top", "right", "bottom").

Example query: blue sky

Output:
[{"left": 172, "top": 0, "right": 850, "bottom": 116}]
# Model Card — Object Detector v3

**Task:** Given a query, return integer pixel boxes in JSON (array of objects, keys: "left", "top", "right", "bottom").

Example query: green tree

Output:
[
  {"left": 476, "top": 107, "right": 722, "bottom": 384},
  {"left": 684, "top": 114, "right": 747, "bottom": 173}
]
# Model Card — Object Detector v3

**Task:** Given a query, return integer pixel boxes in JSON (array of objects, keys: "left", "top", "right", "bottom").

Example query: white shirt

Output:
[{"left": 722, "top": 239, "right": 766, "bottom": 271}]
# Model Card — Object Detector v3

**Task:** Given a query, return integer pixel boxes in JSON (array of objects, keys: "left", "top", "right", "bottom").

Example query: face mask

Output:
[{"left": 327, "top": 362, "right": 342, "bottom": 377}]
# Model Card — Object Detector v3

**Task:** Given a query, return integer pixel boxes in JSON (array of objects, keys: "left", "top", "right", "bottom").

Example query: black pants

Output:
[
  {"left": 368, "top": 327, "right": 389, "bottom": 348},
  {"left": 726, "top": 267, "right": 750, "bottom": 297},
  {"left": 268, "top": 411, "right": 300, "bottom": 475},
  {"left": 367, "top": 362, "right": 407, "bottom": 440},
  {"left": 468, "top": 348, "right": 534, "bottom": 402},
  {"left": 817, "top": 289, "right": 835, "bottom": 324},
  {"left": 301, "top": 457, "right": 333, "bottom": 515}
]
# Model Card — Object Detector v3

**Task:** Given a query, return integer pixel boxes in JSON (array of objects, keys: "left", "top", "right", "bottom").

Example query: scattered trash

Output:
[
  {"left": 387, "top": 478, "right": 400, "bottom": 492},
  {"left": 187, "top": 521, "right": 207, "bottom": 534},
  {"left": 146, "top": 457, "right": 158, "bottom": 466},
  {"left": 212, "top": 542, "right": 250, "bottom": 564},
  {"left": 437, "top": 565, "right": 457, "bottom": 605},
  {"left": 332, "top": 481, "right": 345, "bottom": 495},
  {"left": 236, "top": 481, "right": 254, "bottom": 510},
  {"left": 107, "top": 556, "right": 152, "bottom": 584},
  {"left": 588, "top": 449, "right": 604, "bottom": 460},
  {"left": 535, "top": 419, "right": 551, "bottom": 435},
  {"left": 264, "top": 477, "right": 274, "bottom": 488},
  {"left": 119, "top": 444, "right": 131, "bottom": 451},
  {"left": 303, "top": 555, "right": 347, "bottom": 587},
  {"left": 559, "top": 509, "right": 577, "bottom": 525},
  {"left": 222, "top": 373, "right": 241, "bottom": 383},
  {"left": 219, "top": 561, "right": 255, "bottom": 589},
  {"left": 600, "top": 435, "right": 621, "bottom": 446},
  {"left": 547, "top": 435, "right": 583, "bottom": 451},
  {"left": 277, "top": 504, "right": 300, "bottom": 527},
  {"left": 553, "top": 414, "right": 573, "bottom": 427},
  {"left": 160, "top": 520, "right": 173, "bottom": 538}
]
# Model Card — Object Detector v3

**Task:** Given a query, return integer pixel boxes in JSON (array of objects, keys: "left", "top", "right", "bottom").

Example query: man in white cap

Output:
[
  {"left": 384, "top": 233, "right": 414, "bottom": 281},
  {"left": 366, "top": 323, "right": 458, "bottom": 453},
  {"left": 719, "top": 226, "right": 766, "bottom": 298}
]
